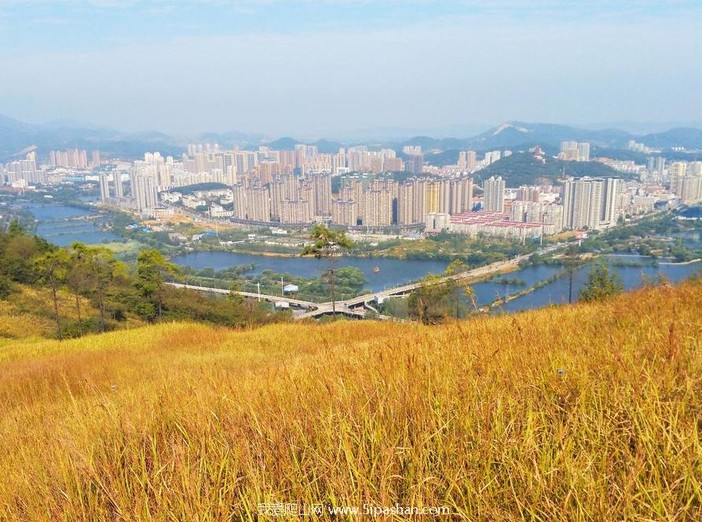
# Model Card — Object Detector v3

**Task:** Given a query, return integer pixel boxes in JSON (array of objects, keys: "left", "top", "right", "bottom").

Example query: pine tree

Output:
[
  {"left": 301, "top": 224, "right": 354, "bottom": 314},
  {"left": 579, "top": 262, "right": 623, "bottom": 302},
  {"left": 135, "top": 249, "right": 179, "bottom": 321}
]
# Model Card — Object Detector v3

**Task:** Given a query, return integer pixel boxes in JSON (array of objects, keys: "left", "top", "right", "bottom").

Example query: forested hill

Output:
[
  {"left": 0, "top": 223, "right": 282, "bottom": 340},
  {"left": 474, "top": 152, "right": 632, "bottom": 186}
]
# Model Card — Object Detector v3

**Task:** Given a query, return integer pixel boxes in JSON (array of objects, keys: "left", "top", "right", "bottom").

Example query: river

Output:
[
  {"left": 170, "top": 251, "right": 451, "bottom": 292},
  {"left": 25, "top": 204, "right": 121, "bottom": 246},
  {"left": 171, "top": 251, "right": 701, "bottom": 310},
  {"left": 499, "top": 256, "right": 700, "bottom": 313},
  {"left": 27, "top": 204, "right": 702, "bottom": 314}
]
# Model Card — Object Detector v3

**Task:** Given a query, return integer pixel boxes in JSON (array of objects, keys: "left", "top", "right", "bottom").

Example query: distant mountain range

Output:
[
  {"left": 0, "top": 114, "right": 184, "bottom": 161},
  {"left": 0, "top": 114, "right": 700, "bottom": 163},
  {"left": 401, "top": 122, "right": 702, "bottom": 153}
]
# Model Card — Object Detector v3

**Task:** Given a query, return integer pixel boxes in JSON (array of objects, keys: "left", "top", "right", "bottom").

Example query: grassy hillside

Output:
[
  {"left": 0, "top": 285, "right": 127, "bottom": 340},
  {"left": 1, "top": 280, "right": 701, "bottom": 519}
]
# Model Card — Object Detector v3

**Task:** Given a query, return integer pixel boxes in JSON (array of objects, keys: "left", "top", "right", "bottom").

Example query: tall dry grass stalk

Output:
[{"left": 0, "top": 280, "right": 700, "bottom": 520}]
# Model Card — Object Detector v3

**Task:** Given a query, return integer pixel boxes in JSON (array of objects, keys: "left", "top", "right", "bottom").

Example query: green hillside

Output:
[
  {"left": 476, "top": 152, "right": 633, "bottom": 186},
  {"left": 0, "top": 224, "right": 282, "bottom": 340}
]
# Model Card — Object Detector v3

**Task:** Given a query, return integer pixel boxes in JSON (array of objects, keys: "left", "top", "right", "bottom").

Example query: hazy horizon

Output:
[
  {"left": 1, "top": 1, "right": 700, "bottom": 137},
  {"left": 4, "top": 113, "right": 702, "bottom": 143}
]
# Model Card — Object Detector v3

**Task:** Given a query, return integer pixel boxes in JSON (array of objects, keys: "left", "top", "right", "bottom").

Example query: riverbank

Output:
[
  {"left": 181, "top": 247, "right": 301, "bottom": 258},
  {"left": 488, "top": 268, "right": 569, "bottom": 310},
  {"left": 486, "top": 252, "right": 702, "bottom": 312},
  {"left": 658, "top": 258, "right": 702, "bottom": 266}
]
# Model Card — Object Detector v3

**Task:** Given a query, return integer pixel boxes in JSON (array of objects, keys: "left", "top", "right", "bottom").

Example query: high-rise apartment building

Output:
[
  {"left": 458, "top": 150, "right": 477, "bottom": 171},
  {"left": 309, "top": 172, "right": 332, "bottom": 217},
  {"left": 449, "top": 177, "right": 473, "bottom": 214},
  {"left": 332, "top": 199, "right": 357, "bottom": 227},
  {"left": 361, "top": 189, "right": 393, "bottom": 227},
  {"left": 577, "top": 142, "right": 591, "bottom": 162},
  {"left": 562, "top": 177, "right": 620, "bottom": 230},
  {"left": 559, "top": 142, "right": 579, "bottom": 161},
  {"left": 484, "top": 151, "right": 502, "bottom": 166},
  {"left": 5, "top": 152, "right": 43, "bottom": 185},
  {"left": 49, "top": 149, "right": 89, "bottom": 169},
  {"left": 393, "top": 176, "right": 472, "bottom": 225},
  {"left": 397, "top": 183, "right": 416, "bottom": 225},
  {"left": 383, "top": 157, "right": 404, "bottom": 172},
  {"left": 230, "top": 183, "right": 272, "bottom": 222},
  {"left": 246, "top": 186, "right": 271, "bottom": 222},
  {"left": 113, "top": 171, "right": 124, "bottom": 198},
  {"left": 425, "top": 181, "right": 442, "bottom": 214},
  {"left": 132, "top": 172, "right": 158, "bottom": 211},
  {"left": 679, "top": 175, "right": 702, "bottom": 204},
  {"left": 99, "top": 172, "right": 110, "bottom": 202},
  {"left": 559, "top": 142, "right": 591, "bottom": 162},
  {"left": 405, "top": 154, "right": 423, "bottom": 175},
  {"left": 280, "top": 199, "right": 311, "bottom": 224},
  {"left": 232, "top": 184, "right": 247, "bottom": 219},
  {"left": 601, "top": 178, "right": 620, "bottom": 225},
  {"left": 668, "top": 162, "right": 688, "bottom": 196},
  {"left": 483, "top": 176, "right": 505, "bottom": 213},
  {"left": 90, "top": 151, "right": 101, "bottom": 168}
]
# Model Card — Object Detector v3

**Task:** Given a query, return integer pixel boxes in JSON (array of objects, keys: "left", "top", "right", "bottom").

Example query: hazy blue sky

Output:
[{"left": 0, "top": 0, "right": 700, "bottom": 137}]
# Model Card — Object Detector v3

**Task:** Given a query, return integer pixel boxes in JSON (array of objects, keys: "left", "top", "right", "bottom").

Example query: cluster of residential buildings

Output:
[
  {"left": 628, "top": 140, "right": 658, "bottom": 155},
  {"left": 160, "top": 174, "right": 474, "bottom": 228},
  {"left": 97, "top": 145, "right": 478, "bottom": 227},
  {"left": 558, "top": 141, "right": 591, "bottom": 162},
  {"left": 49, "top": 149, "right": 101, "bottom": 170},
  {"left": 167, "top": 143, "right": 414, "bottom": 185},
  {"left": 1, "top": 148, "right": 102, "bottom": 187},
  {"left": 1, "top": 151, "right": 45, "bottom": 186},
  {"left": 668, "top": 161, "right": 702, "bottom": 204},
  {"left": 3, "top": 142, "right": 702, "bottom": 239},
  {"left": 426, "top": 176, "right": 563, "bottom": 239}
]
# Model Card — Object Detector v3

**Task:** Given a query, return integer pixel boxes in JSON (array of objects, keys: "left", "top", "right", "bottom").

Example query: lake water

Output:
[
  {"left": 472, "top": 264, "right": 563, "bottom": 307},
  {"left": 674, "top": 230, "right": 702, "bottom": 249},
  {"left": 29, "top": 204, "right": 702, "bottom": 313},
  {"left": 675, "top": 205, "right": 702, "bottom": 219},
  {"left": 172, "top": 251, "right": 702, "bottom": 311},
  {"left": 25, "top": 204, "right": 122, "bottom": 246},
  {"left": 500, "top": 255, "right": 701, "bottom": 313},
  {"left": 171, "top": 251, "right": 451, "bottom": 293}
]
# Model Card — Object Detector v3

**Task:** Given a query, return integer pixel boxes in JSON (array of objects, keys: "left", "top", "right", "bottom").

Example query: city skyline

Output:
[
  {"left": 0, "top": 1, "right": 700, "bottom": 137},
  {"left": 16, "top": 136, "right": 694, "bottom": 239}
]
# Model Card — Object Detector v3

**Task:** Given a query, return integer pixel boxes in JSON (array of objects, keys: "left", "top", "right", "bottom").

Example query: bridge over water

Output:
[{"left": 167, "top": 251, "right": 544, "bottom": 320}]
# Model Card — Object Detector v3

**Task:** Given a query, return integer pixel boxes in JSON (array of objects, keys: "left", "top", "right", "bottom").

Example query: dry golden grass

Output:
[
  {"left": 0, "top": 285, "right": 146, "bottom": 342},
  {"left": 0, "top": 313, "right": 54, "bottom": 341},
  {"left": 0, "top": 280, "right": 701, "bottom": 520},
  {"left": 0, "top": 286, "right": 90, "bottom": 340}
]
